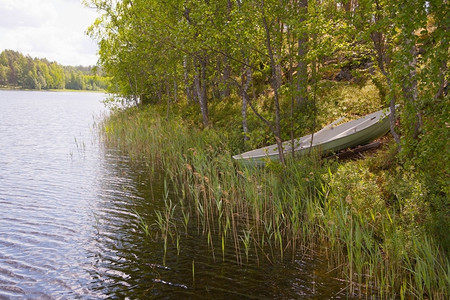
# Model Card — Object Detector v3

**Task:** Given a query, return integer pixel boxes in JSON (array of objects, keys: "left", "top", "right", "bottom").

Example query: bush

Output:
[
  {"left": 326, "top": 161, "right": 386, "bottom": 230},
  {"left": 387, "top": 168, "right": 429, "bottom": 238}
]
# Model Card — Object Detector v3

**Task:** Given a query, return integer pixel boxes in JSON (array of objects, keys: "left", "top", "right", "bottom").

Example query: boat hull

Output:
[{"left": 233, "top": 108, "right": 391, "bottom": 166}]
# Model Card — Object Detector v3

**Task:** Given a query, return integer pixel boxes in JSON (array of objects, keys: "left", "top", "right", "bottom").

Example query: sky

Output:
[{"left": 0, "top": 0, "right": 99, "bottom": 66}]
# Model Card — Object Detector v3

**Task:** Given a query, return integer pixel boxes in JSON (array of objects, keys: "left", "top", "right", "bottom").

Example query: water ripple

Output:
[{"left": 0, "top": 91, "right": 358, "bottom": 299}]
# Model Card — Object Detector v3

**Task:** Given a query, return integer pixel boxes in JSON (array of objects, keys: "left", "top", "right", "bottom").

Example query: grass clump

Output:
[
  {"left": 101, "top": 84, "right": 448, "bottom": 299},
  {"left": 323, "top": 158, "right": 449, "bottom": 298}
]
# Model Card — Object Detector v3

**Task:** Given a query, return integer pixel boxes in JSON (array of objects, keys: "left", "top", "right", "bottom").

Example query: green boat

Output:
[{"left": 232, "top": 108, "right": 392, "bottom": 166}]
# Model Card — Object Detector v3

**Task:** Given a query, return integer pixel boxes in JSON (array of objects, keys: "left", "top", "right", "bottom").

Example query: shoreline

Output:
[
  {"left": 101, "top": 105, "right": 449, "bottom": 299},
  {"left": 0, "top": 86, "right": 106, "bottom": 93}
]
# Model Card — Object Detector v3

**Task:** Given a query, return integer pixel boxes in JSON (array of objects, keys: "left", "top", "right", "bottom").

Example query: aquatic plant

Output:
[{"left": 101, "top": 105, "right": 449, "bottom": 299}]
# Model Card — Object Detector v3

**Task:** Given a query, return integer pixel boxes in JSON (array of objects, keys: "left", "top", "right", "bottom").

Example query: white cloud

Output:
[{"left": 0, "top": 0, "right": 99, "bottom": 66}]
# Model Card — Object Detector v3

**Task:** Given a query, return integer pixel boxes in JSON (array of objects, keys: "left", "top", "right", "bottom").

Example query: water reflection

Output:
[
  {"left": 0, "top": 91, "right": 108, "bottom": 298},
  {"left": 0, "top": 90, "right": 356, "bottom": 299},
  {"left": 91, "top": 146, "right": 353, "bottom": 299}
]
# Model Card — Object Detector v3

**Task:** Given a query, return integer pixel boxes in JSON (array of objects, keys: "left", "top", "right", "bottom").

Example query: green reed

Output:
[{"left": 101, "top": 105, "right": 449, "bottom": 299}]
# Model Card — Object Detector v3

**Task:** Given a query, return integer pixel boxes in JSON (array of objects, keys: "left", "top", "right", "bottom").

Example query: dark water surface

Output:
[{"left": 0, "top": 90, "right": 351, "bottom": 299}]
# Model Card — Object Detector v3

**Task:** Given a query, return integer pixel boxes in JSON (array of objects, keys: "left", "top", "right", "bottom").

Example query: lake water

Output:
[{"left": 0, "top": 90, "right": 352, "bottom": 299}]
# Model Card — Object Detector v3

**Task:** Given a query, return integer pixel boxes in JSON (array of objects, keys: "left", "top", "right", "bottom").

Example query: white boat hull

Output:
[{"left": 233, "top": 108, "right": 392, "bottom": 166}]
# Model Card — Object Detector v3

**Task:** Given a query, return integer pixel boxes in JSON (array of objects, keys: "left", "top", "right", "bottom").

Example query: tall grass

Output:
[{"left": 101, "top": 105, "right": 449, "bottom": 299}]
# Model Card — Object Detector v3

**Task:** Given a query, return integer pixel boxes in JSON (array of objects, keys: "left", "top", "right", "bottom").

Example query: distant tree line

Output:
[{"left": 0, "top": 50, "right": 109, "bottom": 91}]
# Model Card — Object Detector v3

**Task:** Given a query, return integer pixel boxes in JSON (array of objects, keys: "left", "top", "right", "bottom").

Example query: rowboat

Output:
[{"left": 232, "top": 107, "right": 392, "bottom": 166}]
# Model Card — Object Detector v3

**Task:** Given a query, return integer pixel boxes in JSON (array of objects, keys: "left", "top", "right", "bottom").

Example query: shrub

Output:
[{"left": 326, "top": 161, "right": 386, "bottom": 231}]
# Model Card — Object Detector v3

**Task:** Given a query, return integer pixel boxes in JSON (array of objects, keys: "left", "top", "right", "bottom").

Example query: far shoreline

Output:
[{"left": 0, "top": 86, "right": 106, "bottom": 93}]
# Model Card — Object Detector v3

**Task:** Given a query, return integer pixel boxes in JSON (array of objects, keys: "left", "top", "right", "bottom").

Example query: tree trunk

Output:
[
  {"left": 194, "top": 56, "right": 209, "bottom": 127},
  {"left": 371, "top": 3, "right": 401, "bottom": 149},
  {"left": 183, "top": 56, "right": 193, "bottom": 103},
  {"left": 297, "top": 0, "right": 308, "bottom": 105},
  {"left": 241, "top": 63, "right": 251, "bottom": 142},
  {"left": 262, "top": 7, "right": 285, "bottom": 165},
  {"left": 166, "top": 80, "right": 171, "bottom": 121},
  {"left": 388, "top": 88, "right": 400, "bottom": 147},
  {"left": 434, "top": 60, "right": 447, "bottom": 100},
  {"left": 174, "top": 82, "right": 178, "bottom": 104},
  {"left": 402, "top": 33, "right": 422, "bottom": 139},
  {"left": 222, "top": 55, "right": 231, "bottom": 98},
  {"left": 287, "top": 26, "right": 296, "bottom": 157},
  {"left": 126, "top": 72, "right": 139, "bottom": 107}
]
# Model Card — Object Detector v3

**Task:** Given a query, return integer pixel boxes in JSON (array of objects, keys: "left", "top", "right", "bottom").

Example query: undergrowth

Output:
[{"left": 101, "top": 81, "right": 448, "bottom": 299}]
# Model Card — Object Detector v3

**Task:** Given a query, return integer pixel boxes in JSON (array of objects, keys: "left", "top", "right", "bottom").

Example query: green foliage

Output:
[
  {"left": 0, "top": 49, "right": 108, "bottom": 90},
  {"left": 316, "top": 80, "right": 384, "bottom": 125},
  {"left": 102, "top": 105, "right": 449, "bottom": 298},
  {"left": 91, "top": 0, "right": 449, "bottom": 296},
  {"left": 327, "top": 161, "right": 386, "bottom": 230},
  {"left": 387, "top": 167, "right": 429, "bottom": 237}
]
